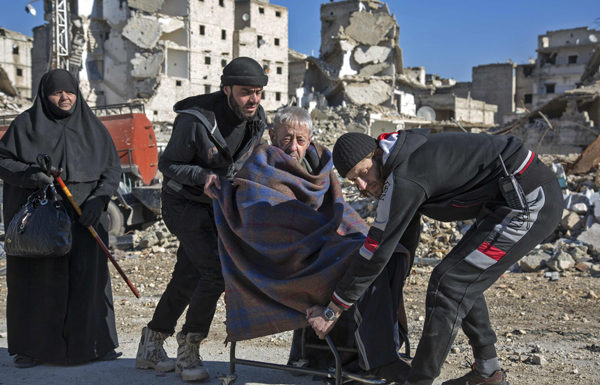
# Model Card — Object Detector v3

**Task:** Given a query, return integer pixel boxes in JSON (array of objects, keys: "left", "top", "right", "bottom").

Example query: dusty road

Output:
[{"left": 1, "top": 246, "right": 599, "bottom": 385}]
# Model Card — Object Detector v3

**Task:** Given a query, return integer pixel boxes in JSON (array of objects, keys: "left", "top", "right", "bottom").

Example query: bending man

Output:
[{"left": 308, "top": 130, "right": 563, "bottom": 385}]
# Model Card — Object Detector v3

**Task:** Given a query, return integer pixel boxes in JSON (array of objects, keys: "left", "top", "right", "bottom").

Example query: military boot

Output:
[
  {"left": 135, "top": 327, "right": 176, "bottom": 372},
  {"left": 176, "top": 331, "right": 210, "bottom": 381}
]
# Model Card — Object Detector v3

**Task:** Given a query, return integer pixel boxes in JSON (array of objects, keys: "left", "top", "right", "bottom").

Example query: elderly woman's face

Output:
[{"left": 48, "top": 90, "right": 76, "bottom": 111}]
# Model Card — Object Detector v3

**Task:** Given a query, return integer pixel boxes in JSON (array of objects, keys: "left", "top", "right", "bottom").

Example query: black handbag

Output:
[{"left": 5, "top": 184, "right": 72, "bottom": 258}]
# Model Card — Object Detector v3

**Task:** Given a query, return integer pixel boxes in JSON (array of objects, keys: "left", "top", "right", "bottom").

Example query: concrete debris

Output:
[
  {"left": 519, "top": 251, "right": 550, "bottom": 272},
  {"left": 546, "top": 251, "right": 576, "bottom": 272},
  {"left": 130, "top": 51, "right": 164, "bottom": 79},
  {"left": 344, "top": 11, "right": 396, "bottom": 46},
  {"left": 354, "top": 46, "right": 392, "bottom": 65},
  {"left": 561, "top": 211, "right": 583, "bottom": 231},
  {"left": 344, "top": 80, "right": 393, "bottom": 105},
  {"left": 359, "top": 62, "right": 390, "bottom": 77},
  {"left": 128, "top": 0, "right": 164, "bottom": 14},
  {"left": 122, "top": 14, "right": 162, "bottom": 50},
  {"left": 577, "top": 223, "right": 600, "bottom": 249},
  {"left": 158, "top": 17, "right": 185, "bottom": 34},
  {"left": 531, "top": 354, "right": 548, "bottom": 365},
  {"left": 568, "top": 135, "right": 600, "bottom": 175}
]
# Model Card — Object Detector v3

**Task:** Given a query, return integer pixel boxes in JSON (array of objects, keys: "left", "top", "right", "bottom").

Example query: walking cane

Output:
[{"left": 38, "top": 154, "right": 140, "bottom": 298}]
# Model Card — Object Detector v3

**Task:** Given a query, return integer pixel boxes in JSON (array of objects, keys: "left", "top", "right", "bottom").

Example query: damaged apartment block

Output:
[
  {"left": 32, "top": 0, "right": 288, "bottom": 122},
  {"left": 291, "top": 0, "right": 499, "bottom": 138}
]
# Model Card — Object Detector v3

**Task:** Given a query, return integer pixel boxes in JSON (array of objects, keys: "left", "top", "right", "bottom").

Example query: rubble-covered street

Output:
[{"left": 1, "top": 151, "right": 599, "bottom": 385}]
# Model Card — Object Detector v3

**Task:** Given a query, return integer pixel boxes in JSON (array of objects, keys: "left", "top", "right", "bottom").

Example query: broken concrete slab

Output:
[
  {"left": 519, "top": 250, "right": 549, "bottom": 272},
  {"left": 344, "top": 80, "right": 392, "bottom": 105},
  {"left": 158, "top": 17, "right": 185, "bottom": 34},
  {"left": 344, "top": 11, "right": 396, "bottom": 46},
  {"left": 547, "top": 251, "right": 576, "bottom": 271},
  {"left": 561, "top": 211, "right": 583, "bottom": 231},
  {"left": 135, "top": 78, "right": 158, "bottom": 99},
  {"left": 577, "top": 223, "right": 600, "bottom": 249},
  {"left": 359, "top": 62, "right": 389, "bottom": 77},
  {"left": 122, "top": 14, "right": 162, "bottom": 49},
  {"left": 354, "top": 46, "right": 391, "bottom": 65},
  {"left": 593, "top": 198, "right": 600, "bottom": 222},
  {"left": 128, "top": 0, "right": 164, "bottom": 14},
  {"left": 566, "top": 127, "right": 600, "bottom": 175},
  {"left": 131, "top": 51, "right": 164, "bottom": 78}
]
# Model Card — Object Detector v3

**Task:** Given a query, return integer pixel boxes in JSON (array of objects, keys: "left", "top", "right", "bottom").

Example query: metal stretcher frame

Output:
[{"left": 219, "top": 327, "right": 411, "bottom": 385}]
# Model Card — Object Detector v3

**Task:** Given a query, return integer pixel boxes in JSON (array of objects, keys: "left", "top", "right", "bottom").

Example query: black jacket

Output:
[
  {"left": 332, "top": 129, "right": 557, "bottom": 307},
  {"left": 159, "top": 91, "right": 266, "bottom": 204}
]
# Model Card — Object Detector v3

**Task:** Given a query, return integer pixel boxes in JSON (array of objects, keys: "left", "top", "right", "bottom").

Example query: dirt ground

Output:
[{"left": 1, "top": 247, "right": 599, "bottom": 385}]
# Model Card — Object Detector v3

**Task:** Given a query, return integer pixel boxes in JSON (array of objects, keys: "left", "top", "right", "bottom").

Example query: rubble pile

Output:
[{"left": 0, "top": 93, "right": 32, "bottom": 117}]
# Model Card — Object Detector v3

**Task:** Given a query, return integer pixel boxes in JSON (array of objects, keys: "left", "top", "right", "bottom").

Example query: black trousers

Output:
[
  {"left": 408, "top": 180, "right": 563, "bottom": 385},
  {"left": 147, "top": 191, "right": 225, "bottom": 336}
]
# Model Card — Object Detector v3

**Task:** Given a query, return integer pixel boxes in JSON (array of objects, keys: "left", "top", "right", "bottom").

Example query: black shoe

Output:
[
  {"left": 96, "top": 349, "right": 123, "bottom": 361},
  {"left": 14, "top": 354, "right": 36, "bottom": 368},
  {"left": 369, "top": 358, "right": 411, "bottom": 383}
]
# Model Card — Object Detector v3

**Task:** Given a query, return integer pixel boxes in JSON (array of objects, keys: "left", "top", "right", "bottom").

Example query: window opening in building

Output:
[
  {"left": 522, "top": 66, "right": 534, "bottom": 77},
  {"left": 524, "top": 94, "right": 532, "bottom": 104},
  {"left": 568, "top": 55, "right": 577, "bottom": 64},
  {"left": 221, "top": 59, "right": 227, "bottom": 67},
  {"left": 16, "top": 68, "right": 23, "bottom": 77},
  {"left": 274, "top": 38, "right": 280, "bottom": 46},
  {"left": 205, "top": 56, "right": 211, "bottom": 65},
  {"left": 276, "top": 66, "right": 282, "bottom": 74},
  {"left": 199, "top": 25, "right": 205, "bottom": 35},
  {"left": 259, "top": 7, "right": 264, "bottom": 14},
  {"left": 154, "top": 110, "right": 158, "bottom": 115},
  {"left": 276, "top": 11, "right": 281, "bottom": 17},
  {"left": 257, "top": 35, "right": 263, "bottom": 47},
  {"left": 545, "top": 84, "right": 555, "bottom": 94},
  {"left": 219, "top": 0, "right": 224, "bottom": 7},
  {"left": 12, "top": 45, "right": 19, "bottom": 55},
  {"left": 276, "top": 92, "right": 281, "bottom": 101},
  {"left": 221, "top": 29, "right": 226, "bottom": 40},
  {"left": 176, "top": 80, "right": 182, "bottom": 86},
  {"left": 205, "top": 85, "right": 211, "bottom": 94}
]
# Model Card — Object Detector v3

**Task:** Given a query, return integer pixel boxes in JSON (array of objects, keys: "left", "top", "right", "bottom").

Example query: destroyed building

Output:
[
  {"left": 31, "top": 0, "right": 288, "bottom": 122},
  {"left": 0, "top": 27, "right": 33, "bottom": 99},
  {"left": 292, "top": 0, "right": 498, "bottom": 137}
]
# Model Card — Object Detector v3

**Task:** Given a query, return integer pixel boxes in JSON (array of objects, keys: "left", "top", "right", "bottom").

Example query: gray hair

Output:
[{"left": 272, "top": 106, "right": 313, "bottom": 137}]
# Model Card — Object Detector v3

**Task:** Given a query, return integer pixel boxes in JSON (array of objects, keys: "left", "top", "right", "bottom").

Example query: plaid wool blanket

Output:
[{"left": 213, "top": 143, "right": 369, "bottom": 342}]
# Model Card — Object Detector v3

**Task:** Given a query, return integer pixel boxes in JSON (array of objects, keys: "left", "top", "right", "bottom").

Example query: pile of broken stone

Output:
[{"left": 120, "top": 130, "right": 600, "bottom": 282}]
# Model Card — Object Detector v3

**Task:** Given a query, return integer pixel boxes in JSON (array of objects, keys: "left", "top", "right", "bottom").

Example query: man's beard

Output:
[
  {"left": 229, "top": 92, "right": 257, "bottom": 122},
  {"left": 359, "top": 158, "right": 385, "bottom": 199}
]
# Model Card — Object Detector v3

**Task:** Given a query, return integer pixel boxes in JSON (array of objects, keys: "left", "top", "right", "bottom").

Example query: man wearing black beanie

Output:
[
  {"left": 136, "top": 57, "right": 267, "bottom": 382},
  {"left": 308, "top": 130, "right": 564, "bottom": 385}
]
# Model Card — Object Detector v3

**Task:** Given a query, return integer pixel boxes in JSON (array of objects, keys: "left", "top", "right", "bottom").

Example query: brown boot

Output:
[
  {"left": 135, "top": 327, "right": 176, "bottom": 372},
  {"left": 176, "top": 332, "right": 210, "bottom": 382}
]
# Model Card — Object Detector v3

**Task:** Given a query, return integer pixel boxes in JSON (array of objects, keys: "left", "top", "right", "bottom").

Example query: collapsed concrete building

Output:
[
  {"left": 290, "top": 0, "right": 498, "bottom": 137},
  {"left": 31, "top": 0, "right": 288, "bottom": 122},
  {"left": 0, "top": 27, "right": 33, "bottom": 99}
]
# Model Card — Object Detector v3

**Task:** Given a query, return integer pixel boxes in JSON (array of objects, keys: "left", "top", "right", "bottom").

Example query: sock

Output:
[{"left": 474, "top": 357, "right": 501, "bottom": 377}]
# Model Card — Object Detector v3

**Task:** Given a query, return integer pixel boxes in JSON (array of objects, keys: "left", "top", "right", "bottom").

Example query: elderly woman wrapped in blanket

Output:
[{"left": 209, "top": 107, "right": 411, "bottom": 383}]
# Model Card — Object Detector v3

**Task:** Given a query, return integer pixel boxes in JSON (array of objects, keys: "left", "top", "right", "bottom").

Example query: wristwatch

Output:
[{"left": 324, "top": 307, "right": 338, "bottom": 321}]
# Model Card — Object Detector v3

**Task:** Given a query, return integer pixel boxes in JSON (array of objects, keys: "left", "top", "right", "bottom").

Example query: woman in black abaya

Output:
[{"left": 0, "top": 69, "right": 122, "bottom": 367}]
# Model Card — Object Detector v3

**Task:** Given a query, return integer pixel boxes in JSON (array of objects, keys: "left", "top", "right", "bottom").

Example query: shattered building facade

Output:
[
  {"left": 0, "top": 27, "right": 33, "bottom": 99},
  {"left": 31, "top": 0, "right": 288, "bottom": 122},
  {"left": 294, "top": 0, "right": 498, "bottom": 137}
]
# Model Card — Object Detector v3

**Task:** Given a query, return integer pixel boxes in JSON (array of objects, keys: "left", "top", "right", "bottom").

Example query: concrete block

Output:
[
  {"left": 577, "top": 223, "right": 600, "bottom": 249},
  {"left": 570, "top": 202, "right": 589, "bottom": 214},
  {"left": 564, "top": 192, "right": 591, "bottom": 211},
  {"left": 131, "top": 51, "right": 164, "bottom": 78},
  {"left": 344, "top": 80, "right": 392, "bottom": 105},
  {"left": 519, "top": 250, "right": 549, "bottom": 272},
  {"left": 359, "top": 62, "right": 389, "bottom": 77},
  {"left": 560, "top": 211, "right": 582, "bottom": 231},
  {"left": 546, "top": 251, "right": 575, "bottom": 271},
  {"left": 354, "top": 46, "right": 391, "bottom": 65},
  {"left": 122, "top": 14, "right": 162, "bottom": 49},
  {"left": 128, "top": 0, "right": 164, "bottom": 13},
  {"left": 159, "top": 17, "right": 185, "bottom": 34},
  {"left": 344, "top": 11, "right": 396, "bottom": 46},
  {"left": 135, "top": 78, "right": 157, "bottom": 98},
  {"left": 593, "top": 198, "right": 600, "bottom": 222}
]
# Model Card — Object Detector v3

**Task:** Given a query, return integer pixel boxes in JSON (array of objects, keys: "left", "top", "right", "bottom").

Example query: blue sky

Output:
[{"left": 3, "top": 0, "right": 599, "bottom": 81}]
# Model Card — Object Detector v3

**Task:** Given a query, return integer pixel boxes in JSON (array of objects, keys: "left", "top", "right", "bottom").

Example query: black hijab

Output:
[{"left": 0, "top": 69, "right": 117, "bottom": 182}]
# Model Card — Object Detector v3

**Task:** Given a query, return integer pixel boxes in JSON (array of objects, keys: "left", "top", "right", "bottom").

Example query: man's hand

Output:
[
  {"left": 203, "top": 172, "right": 221, "bottom": 199},
  {"left": 306, "top": 305, "right": 339, "bottom": 339}
]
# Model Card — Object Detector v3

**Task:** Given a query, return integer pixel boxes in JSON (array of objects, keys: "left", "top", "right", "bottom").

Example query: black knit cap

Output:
[
  {"left": 333, "top": 133, "right": 378, "bottom": 178},
  {"left": 221, "top": 57, "right": 268, "bottom": 86}
]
